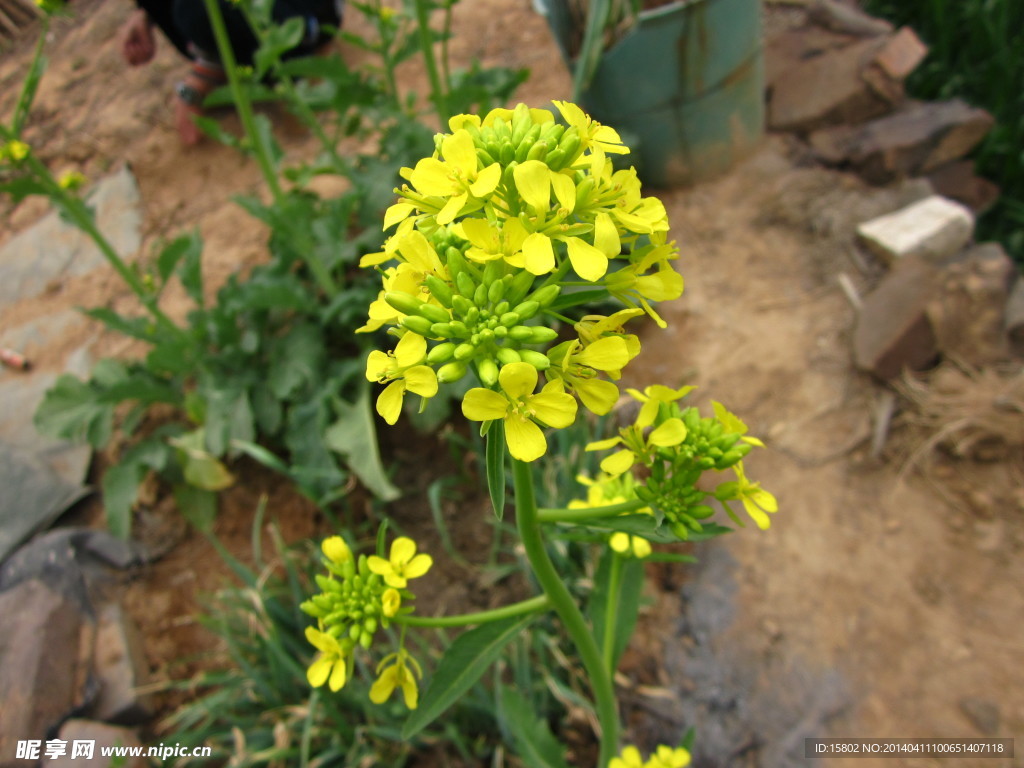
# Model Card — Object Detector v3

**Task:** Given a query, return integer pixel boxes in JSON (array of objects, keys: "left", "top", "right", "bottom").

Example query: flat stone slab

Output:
[
  {"left": 856, "top": 195, "right": 974, "bottom": 265},
  {"left": 0, "top": 165, "right": 142, "bottom": 305}
]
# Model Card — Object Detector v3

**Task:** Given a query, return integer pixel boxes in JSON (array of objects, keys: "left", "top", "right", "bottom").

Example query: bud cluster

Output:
[
  {"left": 586, "top": 387, "right": 777, "bottom": 540},
  {"left": 361, "top": 101, "right": 685, "bottom": 461}
]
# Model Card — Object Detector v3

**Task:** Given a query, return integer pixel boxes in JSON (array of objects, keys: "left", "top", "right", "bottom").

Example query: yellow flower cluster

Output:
[
  {"left": 569, "top": 472, "right": 653, "bottom": 558},
  {"left": 301, "top": 535, "right": 431, "bottom": 708},
  {"left": 0, "top": 140, "right": 30, "bottom": 164},
  {"left": 362, "top": 102, "right": 684, "bottom": 462},
  {"left": 586, "top": 387, "right": 777, "bottom": 537},
  {"left": 610, "top": 744, "right": 691, "bottom": 768}
]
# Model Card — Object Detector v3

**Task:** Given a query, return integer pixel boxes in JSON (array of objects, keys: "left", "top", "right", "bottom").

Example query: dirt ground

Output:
[{"left": 1, "top": 1, "right": 1022, "bottom": 766}]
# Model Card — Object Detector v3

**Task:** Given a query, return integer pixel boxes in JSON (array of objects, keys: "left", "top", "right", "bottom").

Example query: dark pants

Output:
[{"left": 138, "top": 0, "right": 340, "bottom": 64}]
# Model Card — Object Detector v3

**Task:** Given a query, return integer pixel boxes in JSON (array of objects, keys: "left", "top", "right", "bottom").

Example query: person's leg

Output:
[
  {"left": 134, "top": 0, "right": 191, "bottom": 58},
  {"left": 172, "top": 0, "right": 261, "bottom": 65}
]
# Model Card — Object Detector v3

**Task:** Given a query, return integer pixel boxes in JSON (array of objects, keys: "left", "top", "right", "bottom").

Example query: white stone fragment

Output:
[{"left": 856, "top": 194, "right": 974, "bottom": 264}]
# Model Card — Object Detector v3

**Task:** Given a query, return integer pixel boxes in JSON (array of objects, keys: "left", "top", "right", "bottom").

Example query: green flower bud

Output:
[
  {"left": 499, "top": 312, "right": 521, "bottom": 327},
  {"left": 508, "top": 325, "right": 534, "bottom": 342},
  {"left": 670, "top": 521, "right": 691, "bottom": 541},
  {"left": 455, "top": 271, "right": 477, "bottom": 299},
  {"left": 514, "top": 123, "right": 542, "bottom": 162},
  {"left": 494, "top": 326, "right": 508, "bottom": 338},
  {"left": 512, "top": 300, "right": 539, "bottom": 320},
  {"left": 349, "top": 623, "right": 361, "bottom": 639},
  {"left": 300, "top": 599, "right": 326, "bottom": 618},
  {"left": 384, "top": 291, "right": 422, "bottom": 316},
  {"left": 416, "top": 302, "right": 451, "bottom": 324},
  {"left": 499, "top": 140, "right": 515, "bottom": 165},
  {"left": 519, "top": 349, "right": 551, "bottom": 370},
  {"left": 493, "top": 300, "right": 509, "bottom": 315},
  {"left": 449, "top": 320, "right": 470, "bottom": 337},
  {"left": 690, "top": 505, "right": 715, "bottom": 519},
  {"left": 545, "top": 148, "right": 566, "bottom": 171},
  {"left": 454, "top": 342, "right": 476, "bottom": 360},
  {"left": 360, "top": 629, "right": 373, "bottom": 649},
  {"left": 477, "top": 147, "right": 497, "bottom": 167},
  {"left": 401, "top": 316, "right": 435, "bottom": 336},
  {"left": 528, "top": 326, "right": 559, "bottom": 343},
  {"left": 473, "top": 283, "right": 489, "bottom": 308},
  {"left": 437, "top": 361, "right": 468, "bottom": 383},
  {"left": 506, "top": 269, "right": 536, "bottom": 305},
  {"left": 364, "top": 617, "right": 378, "bottom": 634},
  {"left": 495, "top": 348, "right": 521, "bottom": 366},
  {"left": 424, "top": 276, "right": 453, "bottom": 308},
  {"left": 430, "top": 322, "right": 454, "bottom": 337},
  {"left": 427, "top": 342, "right": 456, "bottom": 364},
  {"left": 477, "top": 358, "right": 499, "bottom": 386},
  {"left": 528, "top": 284, "right": 561, "bottom": 307},
  {"left": 452, "top": 295, "right": 473, "bottom": 318},
  {"left": 526, "top": 139, "right": 548, "bottom": 161},
  {"left": 574, "top": 175, "right": 596, "bottom": 208},
  {"left": 465, "top": 308, "right": 480, "bottom": 324},
  {"left": 315, "top": 575, "right": 341, "bottom": 593},
  {"left": 488, "top": 279, "right": 506, "bottom": 304}
]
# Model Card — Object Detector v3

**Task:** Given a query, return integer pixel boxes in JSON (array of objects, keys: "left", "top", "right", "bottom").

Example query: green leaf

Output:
[
  {"left": 402, "top": 615, "right": 534, "bottom": 740},
  {"left": 34, "top": 373, "right": 114, "bottom": 447},
  {"left": 101, "top": 460, "right": 146, "bottom": 539},
  {"left": 156, "top": 234, "right": 199, "bottom": 285},
  {"left": 268, "top": 323, "right": 324, "bottom": 399},
  {"left": 486, "top": 421, "right": 506, "bottom": 520},
  {"left": 173, "top": 483, "right": 217, "bottom": 533},
  {"left": 499, "top": 687, "right": 570, "bottom": 768},
  {"left": 176, "top": 230, "right": 205, "bottom": 307},
  {"left": 324, "top": 387, "right": 400, "bottom": 502},
  {"left": 82, "top": 308, "right": 156, "bottom": 342},
  {"left": 170, "top": 430, "right": 235, "bottom": 491}
]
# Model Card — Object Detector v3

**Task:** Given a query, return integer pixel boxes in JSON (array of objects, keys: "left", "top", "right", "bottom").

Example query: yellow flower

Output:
[
  {"left": 405, "top": 129, "right": 501, "bottom": 225},
  {"left": 57, "top": 170, "right": 86, "bottom": 190},
  {"left": 609, "top": 532, "right": 651, "bottom": 558},
  {"left": 608, "top": 745, "right": 645, "bottom": 768},
  {"left": 575, "top": 309, "right": 644, "bottom": 362},
  {"left": 712, "top": 401, "right": 765, "bottom": 447},
  {"left": 365, "top": 333, "right": 439, "bottom": 425},
  {"left": 587, "top": 416, "right": 687, "bottom": 476},
  {"left": 458, "top": 217, "right": 529, "bottom": 267},
  {"left": 547, "top": 337, "right": 632, "bottom": 416},
  {"left": 552, "top": 101, "right": 628, "bottom": 156},
  {"left": 369, "top": 650, "right": 422, "bottom": 709},
  {"left": 462, "top": 362, "right": 577, "bottom": 462},
  {"left": 647, "top": 745, "right": 691, "bottom": 768},
  {"left": 321, "top": 535, "right": 352, "bottom": 565},
  {"left": 625, "top": 384, "right": 696, "bottom": 429},
  {"left": 367, "top": 537, "right": 433, "bottom": 588},
  {"left": 304, "top": 627, "right": 348, "bottom": 691},
  {"left": 381, "top": 587, "right": 401, "bottom": 618},
  {"left": 1, "top": 140, "right": 29, "bottom": 162},
  {"left": 730, "top": 461, "right": 778, "bottom": 530}
]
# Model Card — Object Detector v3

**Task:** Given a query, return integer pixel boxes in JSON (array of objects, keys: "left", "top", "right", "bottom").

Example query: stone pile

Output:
[{"left": 764, "top": 0, "right": 1023, "bottom": 379}]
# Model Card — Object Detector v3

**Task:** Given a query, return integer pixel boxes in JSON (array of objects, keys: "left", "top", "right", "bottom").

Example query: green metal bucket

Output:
[{"left": 578, "top": 0, "right": 765, "bottom": 187}]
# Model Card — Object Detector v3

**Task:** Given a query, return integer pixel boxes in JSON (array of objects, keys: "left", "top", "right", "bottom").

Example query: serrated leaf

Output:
[
  {"left": 324, "top": 387, "right": 399, "bottom": 502},
  {"left": 33, "top": 373, "right": 113, "bottom": 447},
  {"left": 82, "top": 308, "right": 156, "bottom": 342},
  {"left": 499, "top": 687, "right": 570, "bottom": 768},
  {"left": 402, "top": 615, "right": 534, "bottom": 739}
]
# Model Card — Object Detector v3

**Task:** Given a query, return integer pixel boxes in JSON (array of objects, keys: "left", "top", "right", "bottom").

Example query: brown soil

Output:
[{"left": 1, "top": 1, "right": 1022, "bottom": 767}]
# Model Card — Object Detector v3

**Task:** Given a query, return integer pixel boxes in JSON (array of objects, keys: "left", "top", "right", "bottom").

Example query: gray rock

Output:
[
  {"left": 0, "top": 442, "right": 89, "bottom": 565},
  {"left": 86, "top": 603, "right": 154, "bottom": 725},
  {"left": 0, "top": 166, "right": 142, "bottom": 305},
  {"left": 0, "top": 580, "right": 90, "bottom": 767},
  {"left": 853, "top": 258, "right": 940, "bottom": 380}
]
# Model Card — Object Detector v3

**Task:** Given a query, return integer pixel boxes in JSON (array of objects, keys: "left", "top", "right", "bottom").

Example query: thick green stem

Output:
[
  {"left": 513, "top": 459, "right": 619, "bottom": 765},
  {"left": 393, "top": 595, "right": 550, "bottom": 628},
  {"left": 602, "top": 552, "right": 623, "bottom": 674},
  {"left": 412, "top": 0, "right": 449, "bottom": 124},
  {"left": 538, "top": 498, "right": 648, "bottom": 524},
  {"left": 202, "top": 0, "right": 339, "bottom": 298},
  {"left": 201, "top": 0, "right": 283, "bottom": 204}
]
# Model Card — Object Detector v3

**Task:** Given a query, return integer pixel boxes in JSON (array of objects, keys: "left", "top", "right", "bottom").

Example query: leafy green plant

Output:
[{"left": 6, "top": 0, "right": 529, "bottom": 536}]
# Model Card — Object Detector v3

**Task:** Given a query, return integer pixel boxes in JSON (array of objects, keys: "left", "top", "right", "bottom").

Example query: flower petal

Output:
[
  {"left": 498, "top": 362, "right": 539, "bottom": 401},
  {"left": 648, "top": 418, "right": 687, "bottom": 447},
  {"left": 404, "top": 553, "right": 433, "bottom": 580},
  {"left": 470, "top": 163, "right": 501, "bottom": 197},
  {"left": 530, "top": 388, "right": 578, "bottom": 428},
  {"left": 522, "top": 232, "right": 555, "bottom": 275},
  {"left": 328, "top": 658, "right": 347, "bottom": 691},
  {"left": 462, "top": 388, "right": 509, "bottom": 421},
  {"left": 369, "top": 666, "right": 397, "bottom": 704},
  {"left": 576, "top": 336, "right": 629, "bottom": 371},
  {"left": 404, "top": 365, "right": 439, "bottom": 397},
  {"left": 513, "top": 160, "right": 551, "bottom": 211},
  {"left": 575, "top": 378, "right": 620, "bottom": 415},
  {"left": 376, "top": 380, "right": 406, "bottom": 425},
  {"left": 593, "top": 211, "right": 620, "bottom": 257},
  {"left": 600, "top": 449, "right": 636, "bottom": 476},
  {"left": 390, "top": 536, "right": 417, "bottom": 565},
  {"left": 503, "top": 415, "right": 547, "bottom": 462},
  {"left": 307, "top": 655, "right": 332, "bottom": 688},
  {"left": 565, "top": 236, "right": 609, "bottom": 282}
]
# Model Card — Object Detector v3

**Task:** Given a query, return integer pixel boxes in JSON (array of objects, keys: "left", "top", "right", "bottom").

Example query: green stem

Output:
[
  {"left": 393, "top": 594, "right": 550, "bottom": 628},
  {"left": 412, "top": 0, "right": 449, "bottom": 124},
  {"left": 602, "top": 552, "right": 623, "bottom": 673},
  {"left": 201, "top": 0, "right": 283, "bottom": 204},
  {"left": 537, "top": 498, "right": 648, "bottom": 524},
  {"left": 14, "top": 149, "right": 184, "bottom": 338},
  {"left": 373, "top": 1, "right": 402, "bottom": 112},
  {"left": 513, "top": 459, "right": 619, "bottom": 764}
]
